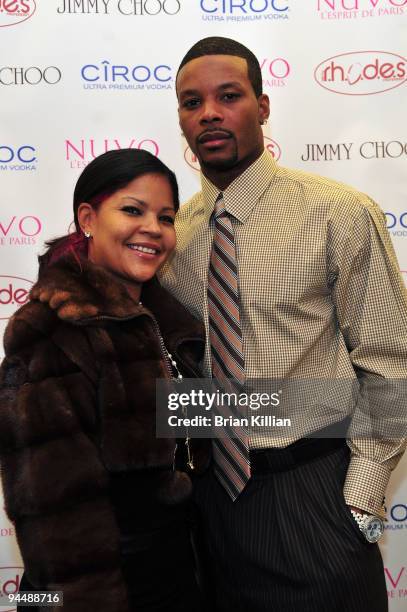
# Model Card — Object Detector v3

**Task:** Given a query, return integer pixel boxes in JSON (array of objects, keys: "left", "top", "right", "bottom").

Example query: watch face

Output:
[{"left": 364, "top": 517, "right": 384, "bottom": 543}]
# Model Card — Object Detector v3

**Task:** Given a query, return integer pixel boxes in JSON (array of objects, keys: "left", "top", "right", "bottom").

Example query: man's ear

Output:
[
  {"left": 77, "top": 203, "right": 95, "bottom": 236},
  {"left": 258, "top": 94, "right": 270, "bottom": 125}
]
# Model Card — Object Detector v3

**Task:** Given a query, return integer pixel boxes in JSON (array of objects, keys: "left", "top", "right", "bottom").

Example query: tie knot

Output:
[{"left": 214, "top": 193, "right": 227, "bottom": 218}]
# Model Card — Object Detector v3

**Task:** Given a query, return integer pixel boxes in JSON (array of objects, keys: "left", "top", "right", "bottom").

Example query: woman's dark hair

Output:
[{"left": 39, "top": 148, "right": 179, "bottom": 270}]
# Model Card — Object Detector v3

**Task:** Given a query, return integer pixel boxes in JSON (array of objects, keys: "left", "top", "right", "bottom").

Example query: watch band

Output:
[
  {"left": 350, "top": 509, "right": 368, "bottom": 527},
  {"left": 349, "top": 509, "right": 384, "bottom": 543}
]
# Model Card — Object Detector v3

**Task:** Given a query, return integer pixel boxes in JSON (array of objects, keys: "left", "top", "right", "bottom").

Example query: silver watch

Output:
[{"left": 350, "top": 510, "right": 384, "bottom": 543}]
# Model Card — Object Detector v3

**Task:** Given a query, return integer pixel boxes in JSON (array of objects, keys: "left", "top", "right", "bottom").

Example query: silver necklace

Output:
[
  {"left": 165, "top": 350, "right": 183, "bottom": 382},
  {"left": 139, "top": 301, "right": 193, "bottom": 469},
  {"left": 165, "top": 348, "right": 193, "bottom": 469}
]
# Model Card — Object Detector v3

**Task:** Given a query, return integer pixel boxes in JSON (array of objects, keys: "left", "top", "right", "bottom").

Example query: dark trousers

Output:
[{"left": 194, "top": 445, "right": 388, "bottom": 612}]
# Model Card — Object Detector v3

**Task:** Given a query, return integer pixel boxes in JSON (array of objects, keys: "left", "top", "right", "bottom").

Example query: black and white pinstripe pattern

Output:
[{"left": 194, "top": 448, "right": 388, "bottom": 612}]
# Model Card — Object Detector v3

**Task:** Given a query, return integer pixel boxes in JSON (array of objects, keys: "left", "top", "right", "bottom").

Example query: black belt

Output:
[{"left": 250, "top": 429, "right": 348, "bottom": 475}]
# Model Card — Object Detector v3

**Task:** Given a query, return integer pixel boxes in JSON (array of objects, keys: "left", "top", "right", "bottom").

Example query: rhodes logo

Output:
[
  {"left": 0, "top": 566, "right": 23, "bottom": 612},
  {"left": 317, "top": 0, "right": 406, "bottom": 20},
  {"left": 314, "top": 51, "right": 407, "bottom": 95},
  {"left": 184, "top": 136, "right": 281, "bottom": 171},
  {"left": 81, "top": 61, "right": 173, "bottom": 91},
  {"left": 65, "top": 138, "right": 160, "bottom": 169},
  {"left": 57, "top": 0, "right": 181, "bottom": 15},
  {"left": 200, "top": 0, "right": 289, "bottom": 22},
  {"left": 0, "top": 276, "right": 32, "bottom": 320},
  {"left": 0, "top": 145, "right": 37, "bottom": 171},
  {"left": 0, "top": 0, "right": 36, "bottom": 27}
]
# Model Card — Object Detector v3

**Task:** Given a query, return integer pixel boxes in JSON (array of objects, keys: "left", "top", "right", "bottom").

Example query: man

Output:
[{"left": 160, "top": 37, "right": 407, "bottom": 611}]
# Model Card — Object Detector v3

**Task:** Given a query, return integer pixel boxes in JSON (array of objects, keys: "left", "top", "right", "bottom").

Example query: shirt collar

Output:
[{"left": 201, "top": 150, "right": 278, "bottom": 224}]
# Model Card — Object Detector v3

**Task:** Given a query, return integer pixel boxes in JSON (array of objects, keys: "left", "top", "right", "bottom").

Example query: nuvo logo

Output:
[
  {"left": 184, "top": 136, "right": 281, "bottom": 171},
  {"left": 317, "top": 0, "right": 406, "bottom": 19},
  {"left": 0, "top": 566, "right": 23, "bottom": 612},
  {"left": 261, "top": 57, "right": 291, "bottom": 87},
  {"left": 0, "top": 0, "right": 36, "bottom": 27},
  {"left": 385, "top": 566, "right": 407, "bottom": 599},
  {"left": 0, "top": 276, "right": 32, "bottom": 320},
  {"left": 314, "top": 51, "right": 407, "bottom": 95},
  {"left": 0, "top": 526, "right": 15, "bottom": 538},
  {"left": 0, "top": 215, "right": 42, "bottom": 246},
  {"left": 65, "top": 138, "right": 160, "bottom": 169}
]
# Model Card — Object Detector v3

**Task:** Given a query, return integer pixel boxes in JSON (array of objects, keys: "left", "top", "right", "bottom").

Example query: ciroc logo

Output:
[
  {"left": 385, "top": 212, "right": 407, "bottom": 237},
  {"left": 57, "top": 0, "right": 181, "bottom": 15},
  {"left": 317, "top": 0, "right": 406, "bottom": 20},
  {"left": 314, "top": 51, "right": 407, "bottom": 95},
  {"left": 0, "top": 66, "right": 62, "bottom": 86},
  {"left": 0, "top": 276, "right": 32, "bottom": 319},
  {"left": 81, "top": 61, "right": 172, "bottom": 91},
  {"left": 200, "top": 0, "right": 289, "bottom": 22},
  {"left": 0, "top": 216, "right": 42, "bottom": 246},
  {"left": 385, "top": 502, "right": 407, "bottom": 524},
  {"left": 0, "top": 145, "right": 37, "bottom": 171},
  {"left": 65, "top": 138, "right": 160, "bottom": 169},
  {"left": 261, "top": 57, "right": 291, "bottom": 88},
  {"left": 0, "top": 0, "right": 36, "bottom": 27},
  {"left": 184, "top": 136, "right": 281, "bottom": 171},
  {"left": 0, "top": 566, "right": 23, "bottom": 612}
]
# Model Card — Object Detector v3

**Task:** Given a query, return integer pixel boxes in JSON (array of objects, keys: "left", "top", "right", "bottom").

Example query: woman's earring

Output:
[{"left": 84, "top": 230, "right": 92, "bottom": 239}]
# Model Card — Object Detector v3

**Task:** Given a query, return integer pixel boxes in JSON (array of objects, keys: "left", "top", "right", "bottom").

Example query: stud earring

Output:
[
  {"left": 261, "top": 119, "right": 268, "bottom": 126},
  {"left": 84, "top": 230, "right": 91, "bottom": 239}
]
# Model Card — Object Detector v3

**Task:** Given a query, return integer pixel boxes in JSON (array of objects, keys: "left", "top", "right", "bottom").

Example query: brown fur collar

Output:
[{"left": 30, "top": 255, "right": 204, "bottom": 346}]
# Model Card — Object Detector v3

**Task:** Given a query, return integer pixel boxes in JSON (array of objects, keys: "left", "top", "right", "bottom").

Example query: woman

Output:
[{"left": 0, "top": 149, "right": 207, "bottom": 612}]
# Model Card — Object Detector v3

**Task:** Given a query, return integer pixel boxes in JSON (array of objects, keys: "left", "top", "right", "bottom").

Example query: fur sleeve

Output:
[{"left": 0, "top": 319, "right": 130, "bottom": 612}]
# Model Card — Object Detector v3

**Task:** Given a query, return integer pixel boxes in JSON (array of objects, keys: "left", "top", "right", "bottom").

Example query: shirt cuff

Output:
[{"left": 343, "top": 455, "right": 390, "bottom": 518}]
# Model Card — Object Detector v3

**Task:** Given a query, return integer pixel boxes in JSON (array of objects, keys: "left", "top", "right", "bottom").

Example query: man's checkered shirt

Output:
[{"left": 160, "top": 150, "right": 407, "bottom": 515}]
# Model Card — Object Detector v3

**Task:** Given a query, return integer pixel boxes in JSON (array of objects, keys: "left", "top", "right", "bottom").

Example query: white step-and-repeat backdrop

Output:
[{"left": 1, "top": 1, "right": 406, "bottom": 609}]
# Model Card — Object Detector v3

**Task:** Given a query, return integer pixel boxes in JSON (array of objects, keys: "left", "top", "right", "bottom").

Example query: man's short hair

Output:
[{"left": 177, "top": 36, "right": 263, "bottom": 98}]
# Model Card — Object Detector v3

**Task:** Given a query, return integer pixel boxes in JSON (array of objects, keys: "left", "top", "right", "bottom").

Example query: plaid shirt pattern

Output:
[{"left": 160, "top": 151, "right": 407, "bottom": 515}]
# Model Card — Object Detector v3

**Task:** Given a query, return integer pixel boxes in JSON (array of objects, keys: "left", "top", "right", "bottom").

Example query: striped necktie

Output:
[{"left": 208, "top": 193, "right": 251, "bottom": 500}]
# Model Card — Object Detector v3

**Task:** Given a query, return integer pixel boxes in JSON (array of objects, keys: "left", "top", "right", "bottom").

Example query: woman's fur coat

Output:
[{"left": 0, "top": 255, "right": 206, "bottom": 611}]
